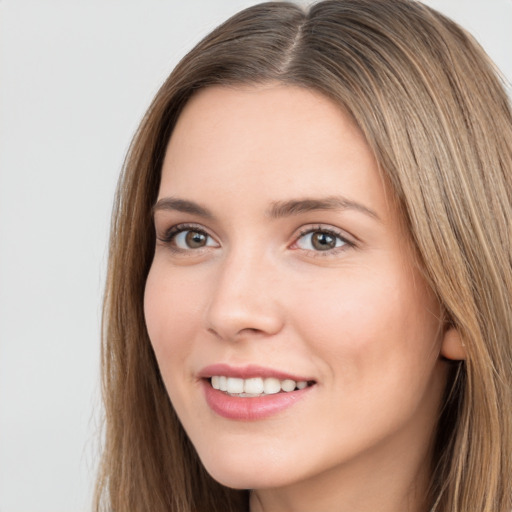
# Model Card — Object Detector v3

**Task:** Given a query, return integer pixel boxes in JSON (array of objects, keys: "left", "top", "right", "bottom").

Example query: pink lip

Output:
[
  {"left": 198, "top": 363, "right": 313, "bottom": 382},
  {"left": 198, "top": 364, "right": 315, "bottom": 421}
]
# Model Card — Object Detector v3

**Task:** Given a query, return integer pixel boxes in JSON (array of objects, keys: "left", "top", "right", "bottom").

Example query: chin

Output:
[{"left": 199, "top": 452, "right": 295, "bottom": 490}]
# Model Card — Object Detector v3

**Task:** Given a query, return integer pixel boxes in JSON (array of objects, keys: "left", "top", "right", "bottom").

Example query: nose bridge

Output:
[{"left": 204, "top": 242, "right": 283, "bottom": 341}]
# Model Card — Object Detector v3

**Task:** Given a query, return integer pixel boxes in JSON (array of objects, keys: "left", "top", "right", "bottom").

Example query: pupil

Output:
[
  {"left": 186, "top": 231, "right": 206, "bottom": 248},
  {"left": 312, "top": 232, "right": 335, "bottom": 250}
]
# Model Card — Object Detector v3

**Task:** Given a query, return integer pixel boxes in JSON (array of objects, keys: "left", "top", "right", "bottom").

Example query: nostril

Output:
[
  {"left": 240, "top": 327, "right": 264, "bottom": 335},
  {"left": 206, "top": 325, "right": 274, "bottom": 342},
  {"left": 204, "top": 283, "right": 284, "bottom": 341}
]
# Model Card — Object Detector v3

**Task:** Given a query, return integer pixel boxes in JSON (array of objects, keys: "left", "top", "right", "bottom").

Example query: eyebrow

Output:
[
  {"left": 153, "top": 197, "right": 214, "bottom": 218},
  {"left": 266, "top": 196, "right": 380, "bottom": 221},
  {"left": 152, "top": 195, "right": 380, "bottom": 221}
]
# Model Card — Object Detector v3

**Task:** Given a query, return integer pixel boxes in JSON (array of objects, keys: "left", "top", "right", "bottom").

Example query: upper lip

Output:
[{"left": 198, "top": 363, "right": 315, "bottom": 382}]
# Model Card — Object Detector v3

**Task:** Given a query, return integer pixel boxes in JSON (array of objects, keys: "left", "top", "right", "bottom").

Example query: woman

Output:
[{"left": 95, "top": 1, "right": 512, "bottom": 511}]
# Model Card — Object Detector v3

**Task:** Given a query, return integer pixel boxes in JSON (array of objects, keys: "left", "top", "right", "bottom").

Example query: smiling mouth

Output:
[{"left": 209, "top": 376, "right": 315, "bottom": 397}]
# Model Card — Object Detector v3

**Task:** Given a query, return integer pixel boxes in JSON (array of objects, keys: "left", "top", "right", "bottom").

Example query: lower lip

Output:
[{"left": 202, "top": 380, "right": 313, "bottom": 421}]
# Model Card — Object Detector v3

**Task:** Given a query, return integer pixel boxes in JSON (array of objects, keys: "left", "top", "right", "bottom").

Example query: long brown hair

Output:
[{"left": 95, "top": 1, "right": 512, "bottom": 511}]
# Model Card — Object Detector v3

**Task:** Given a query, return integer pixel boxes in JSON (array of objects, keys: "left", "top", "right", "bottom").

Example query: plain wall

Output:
[{"left": 0, "top": 1, "right": 510, "bottom": 511}]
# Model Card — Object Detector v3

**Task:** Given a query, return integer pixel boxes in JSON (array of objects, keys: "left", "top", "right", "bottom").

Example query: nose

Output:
[{"left": 204, "top": 249, "right": 284, "bottom": 342}]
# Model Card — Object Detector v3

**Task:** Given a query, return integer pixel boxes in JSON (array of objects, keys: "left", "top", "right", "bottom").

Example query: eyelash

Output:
[
  {"left": 157, "top": 223, "right": 215, "bottom": 253},
  {"left": 292, "top": 226, "right": 354, "bottom": 257},
  {"left": 157, "top": 223, "right": 355, "bottom": 256}
]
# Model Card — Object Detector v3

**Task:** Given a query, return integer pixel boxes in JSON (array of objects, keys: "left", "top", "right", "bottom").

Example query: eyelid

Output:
[
  {"left": 157, "top": 223, "right": 220, "bottom": 249},
  {"left": 155, "top": 222, "right": 356, "bottom": 256},
  {"left": 289, "top": 224, "right": 356, "bottom": 253}
]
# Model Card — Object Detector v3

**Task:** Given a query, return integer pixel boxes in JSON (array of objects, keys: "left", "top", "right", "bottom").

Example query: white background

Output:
[{"left": 0, "top": 1, "right": 510, "bottom": 511}]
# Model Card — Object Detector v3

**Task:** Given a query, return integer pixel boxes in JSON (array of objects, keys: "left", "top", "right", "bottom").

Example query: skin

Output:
[{"left": 144, "top": 84, "right": 461, "bottom": 512}]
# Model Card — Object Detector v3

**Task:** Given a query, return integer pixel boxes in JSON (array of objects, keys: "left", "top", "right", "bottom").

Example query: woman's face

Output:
[{"left": 145, "top": 84, "right": 451, "bottom": 499}]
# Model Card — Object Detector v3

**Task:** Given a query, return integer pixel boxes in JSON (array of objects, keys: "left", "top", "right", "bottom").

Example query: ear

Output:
[{"left": 440, "top": 327, "right": 466, "bottom": 361}]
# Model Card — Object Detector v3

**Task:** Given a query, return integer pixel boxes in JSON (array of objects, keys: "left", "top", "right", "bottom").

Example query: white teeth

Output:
[
  {"left": 226, "top": 377, "right": 244, "bottom": 394},
  {"left": 263, "top": 377, "right": 281, "bottom": 394},
  {"left": 281, "top": 379, "right": 296, "bottom": 392},
  {"left": 244, "top": 377, "right": 264, "bottom": 394},
  {"left": 210, "top": 376, "right": 311, "bottom": 395}
]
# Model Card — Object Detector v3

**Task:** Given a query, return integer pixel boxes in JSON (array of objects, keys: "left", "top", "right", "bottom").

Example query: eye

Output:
[
  {"left": 294, "top": 228, "right": 350, "bottom": 252},
  {"left": 159, "top": 224, "right": 219, "bottom": 251}
]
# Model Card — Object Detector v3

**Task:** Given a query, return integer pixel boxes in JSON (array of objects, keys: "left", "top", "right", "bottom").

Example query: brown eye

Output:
[
  {"left": 169, "top": 228, "right": 218, "bottom": 250},
  {"left": 295, "top": 229, "right": 347, "bottom": 252},
  {"left": 311, "top": 232, "right": 337, "bottom": 250},
  {"left": 185, "top": 231, "right": 207, "bottom": 248}
]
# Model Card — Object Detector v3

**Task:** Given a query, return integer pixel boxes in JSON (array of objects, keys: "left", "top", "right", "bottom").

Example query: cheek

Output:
[
  {"left": 144, "top": 262, "right": 202, "bottom": 367},
  {"left": 143, "top": 261, "right": 212, "bottom": 424},
  {"left": 291, "top": 267, "right": 445, "bottom": 453},
  {"left": 291, "top": 264, "right": 442, "bottom": 389}
]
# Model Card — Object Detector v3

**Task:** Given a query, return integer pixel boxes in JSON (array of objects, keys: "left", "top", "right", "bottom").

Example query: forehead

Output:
[{"left": 159, "top": 84, "right": 394, "bottom": 224}]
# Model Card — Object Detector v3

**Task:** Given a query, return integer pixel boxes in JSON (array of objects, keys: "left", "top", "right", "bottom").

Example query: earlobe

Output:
[{"left": 440, "top": 328, "right": 466, "bottom": 361}]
